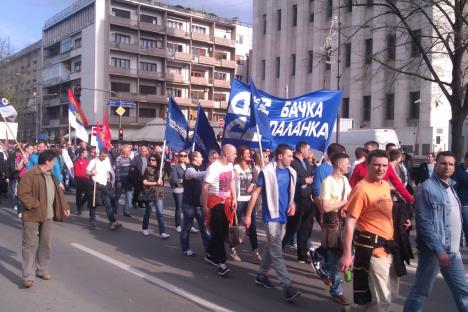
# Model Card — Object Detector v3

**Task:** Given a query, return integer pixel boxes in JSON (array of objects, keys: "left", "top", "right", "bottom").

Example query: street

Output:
[{"left": 0, "top": 189, "right": 465, "bottom": 312}]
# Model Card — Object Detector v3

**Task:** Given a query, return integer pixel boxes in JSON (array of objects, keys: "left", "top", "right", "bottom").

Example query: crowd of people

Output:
[{"left": 1, "top": 138, "right": 468, "bottom": 311}]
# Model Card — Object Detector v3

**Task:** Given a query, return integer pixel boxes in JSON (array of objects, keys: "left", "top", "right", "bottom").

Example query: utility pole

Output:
[{"left": 336, "top": 0, "right": 342, "bottom": 144}]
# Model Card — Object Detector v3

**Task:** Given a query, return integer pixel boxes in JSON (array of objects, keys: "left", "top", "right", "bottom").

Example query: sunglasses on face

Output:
[
  {"left": 150, "top": 159, "right": 157, "bottom": 162},
  {"left": 179, "top": 154, "right": 187, "bottom": 157}
]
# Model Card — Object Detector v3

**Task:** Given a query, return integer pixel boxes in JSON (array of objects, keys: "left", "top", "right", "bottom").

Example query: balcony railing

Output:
[
  {"left": 117, "top": 92, "right": 140, "bottom": 101},
  {"left": 213, "top": 79, "right": 230, "bottom": 88},
  {"left": 166, "top": 27, "right": 189, "bottom": 38},
  {"left": 110, "top": 16, "right": 138, "bottom": 28},
  {"left": 140, "top": 46, "right": 168, "bottom": 57},
  {"left": 174, "top": 51, "right": 192, "bottom": 62},
  {"left": 214, "top": 36, "right": 235, "bottom": 47},
  {"left": 174, "top": 97, "right": 192, "bottom": 105},
  {"left": 190, "top": 76, "right": 210, "bottom": 85},
  {"left": 138, "top": 70, "right": 165, "bottom": 80},
  {"left": 220, "top": 59, "right": 237, "bottom": 68},
  {"left": 110, "top": 41, "right": 139, "bottom": 52},
  {"left": 166, "top": 73, "right": 188, "bottom": 83},
  {"left": 198, "top": 55, "right": 217, "bottom": 66},
  {"left": 139, "top": 21, "right": 166, "bottom": 33},
  {"left": 191, "top": 32, "right": 212, "bottom": 42},
  {"left": 109, "top": 66, "right": 138, "bottom": 76}
]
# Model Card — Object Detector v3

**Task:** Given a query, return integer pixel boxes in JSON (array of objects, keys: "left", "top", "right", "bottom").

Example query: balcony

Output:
[
  {"left": 212, "top": 100, "right": 228, "bottom": 109},
  {"left": 109, "top": 66, "right": 138, "bottom": 77},
  {"left": 110, "top": 41, "right": 139, "bottom": 53},
  {"left": 144, "top": 94, "right": 167, "bottom": 103},
  {"left": 139, "top": 21, "right": 166, "bottom": 33},
  {"left": 199, "top": 99, "right": 215, "bottom": 107},
  {"left": 43, "top": 55, "right": 61, "bottom": 67},
  {"left": 166, "top": 73, "right": 188, "bottom": 83},
  {"left": 213, "top": 79, "right": 230, "bottom": 88},
  {"left": 174, "top": 51, "right": 192, "bottom": 62},
  {"left": 191, "top": 32, "right": 212, "bottom": 42},
  {"left": 110, "top": 16, "right": 138, "bottom": 28},
  {"left": 214, "top": 36, "right": 235, "bottom": 47},
  {"left": 190, "top": 76, "right": 210, "bottom": 85},
  {"left": 117, "top": 92, "right": 139, "bottom": 101},
  {"left": 138, "top": 70, "right": 165, "bottom": 80},
  {"left": 139, "top": 46, "right": 168, "bottom": 57},
  {"left": 174, "top": 97, "right": 192, "bottom": 105},
  {"left": 167, "top": 27, "right": 189, "bottom": 38},
  {"left": 42, "top": 73, "right": 70, "bottom": 87},
  {"left": 220, "top": 59, "right": 237, "bottom": 69},
  {"left": 198, "top": 55, "right": 217, "bottom": 66}
]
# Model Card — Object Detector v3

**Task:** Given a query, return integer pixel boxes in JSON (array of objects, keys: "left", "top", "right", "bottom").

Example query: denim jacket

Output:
[{"left": 415, "top": 174, "right": 462, "bottom": 254}]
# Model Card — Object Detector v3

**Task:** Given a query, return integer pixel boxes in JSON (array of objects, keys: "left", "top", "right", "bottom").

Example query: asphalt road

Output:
[{"left": 0, "top": 189, "right": 466, "bottom": 312}]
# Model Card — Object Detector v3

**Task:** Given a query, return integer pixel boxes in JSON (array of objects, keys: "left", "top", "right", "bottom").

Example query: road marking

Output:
[{"left": 71, "top": 242, "right": 234, "bottom": 312}]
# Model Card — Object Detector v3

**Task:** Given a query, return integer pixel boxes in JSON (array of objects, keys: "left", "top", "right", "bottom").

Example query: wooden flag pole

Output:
[
  {"left": 92, "top": 179, "right": 97, "bottom": 207},
  {"left": 158, "top": 140, "right": 166, "bottom": 184}
]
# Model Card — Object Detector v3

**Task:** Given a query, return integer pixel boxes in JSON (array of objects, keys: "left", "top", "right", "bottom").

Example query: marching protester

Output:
[
  {"left": 17, "top": 150, "right": 70, "bottom": 288},
  {"left": 61, "top": 144, "right": 74, "bottom": 194},
  {"left": 171, "top": 151, "right": 188, "bottom": 233},
  {"left": 230, "top": 146, "right": 261, "bottom": 263},
  {"left": 244, "top": 144, "right": 301, "bottom": 302},
  {"left": 415, "top": 152, "right": 435, "bottom": 185},
  {"left": 454, "top": 152, "right": 468, "bottom": 246},
  {"left": 114, "top": 145, "right": 133, "bottom": 217},
  {"left": 318, "top": 152, "right": 352, "bottom": 305},
  {"left": 131, "top": 145, "right": 149, "bottom": 209},
  {"left": 404, "top": 151, "right": 468, "bottom": 311},
  {"left": 73, "top": 148, "right": 89, "bottom": 215},
  {"left": 202, "top": 144, "right": 237, "bottom": 276},
  {"left": 350, "top": 147, "right": 367, "bottom": 175},
  {"left": 180, "top": 151, "right": 210, "bottom": 256},
  {"left": 141, "top": 154, "right": 169, "bottom": 239},
  {"left": 86, "top": 148, "right": 121, "bottom": 230},
  {"left": 282, "top": 141, "right": 315, "bottom": 264}
]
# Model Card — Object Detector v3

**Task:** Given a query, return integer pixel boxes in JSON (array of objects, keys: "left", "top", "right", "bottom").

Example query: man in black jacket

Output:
[
  {"left": 416, "top": 152, "right": 435, "bottom": 185},
  {"left": 282, "top": 141, "right": 315, "bottom": 263},
  {"left": 131, "top": 146, "right": 149, "bottom": 208}
]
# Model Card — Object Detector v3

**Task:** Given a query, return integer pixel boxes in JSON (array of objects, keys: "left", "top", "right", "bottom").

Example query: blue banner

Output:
[
  {"left": 165, "top": 97, "right": 188, "bottom": 151},
  {"left": 249, "top": 79, "right": 273, "bottom": 148},
  {"left": 192, "top": 103, "right": 220, "bottom": 160},
  {"left": 222, "top": 80, "right": 342, "bottom": 152}
]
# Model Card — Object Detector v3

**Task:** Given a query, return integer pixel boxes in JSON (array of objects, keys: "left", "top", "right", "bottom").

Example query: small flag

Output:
[
  {"left": 164, "top": 97, "right": 188, "bottom": 151},
  {"left": 192, "top": 102, "right": 220, "bottom": 159},
  {"left": 0, "top": 96, "right": 18, "bottom": 122},
  {"left": 67, "top": 88, "right": 88, "bottom": 126},
  {"left": 249, "top": 79, "right": 273, "bottom": 146}
]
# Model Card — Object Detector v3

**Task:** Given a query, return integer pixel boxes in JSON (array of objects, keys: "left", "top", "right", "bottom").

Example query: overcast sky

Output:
[{"left": 1, "top": 0, "right": 252, "bottom": 53}]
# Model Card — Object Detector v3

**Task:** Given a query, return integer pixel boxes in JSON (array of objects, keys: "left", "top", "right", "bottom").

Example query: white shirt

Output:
[
  {"left": 204, "top": 161, "right": 233, "bottom": 199},
  {"left": 87, "top": 157, "right": 114, "bottom": 186}
]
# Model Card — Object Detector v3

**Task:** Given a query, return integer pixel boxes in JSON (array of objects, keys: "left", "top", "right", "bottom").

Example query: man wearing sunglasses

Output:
[{"left": 171, "top": 151, "right": 190, "bottom": 233}]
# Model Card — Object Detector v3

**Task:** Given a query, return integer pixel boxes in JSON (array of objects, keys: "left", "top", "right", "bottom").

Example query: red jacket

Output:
[
  {"left": 74, "top": 158, "right": 89, "bottom": 179},
  {"left": 349, "top": 162, "right": 414, "bottom": 203}
]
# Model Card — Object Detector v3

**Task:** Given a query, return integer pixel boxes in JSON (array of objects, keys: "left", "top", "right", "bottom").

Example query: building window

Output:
[
  {"left": 236, "top": 35, "right": 244, "bottom": 44},
  {"left": 139, "top": 107, "right": 156, "bottom": 118},
  {"left": 275, "top": 57, "right": 280, "bottom": 78},
  {"left": 166, "top": 88, "right": 183, "bottom": 97},
  {"left": 262, "top": 14, "right": 267, "bottom": 35},
  {"left": 111, "top": 8, "right": 131, "bottom": 18},
  {"left": 411, "top": 29, "right": 421, "bottom": 57},
  {"left": 73, "top": 61, "right": 81, "bottom": 73},
  {"left": 167, "top": 20, "right": 183, "bottom": 30},
  {"left": 214, "top": 72, "right": 227, "bottom": 80},
  {"left": 261, "top": 60, "right": 266, "bottom": 80},
  {"left": 74, "top": 38, "right": 82, "bottom": 49},
  {"left": 192, "top": 25, "right": 207, "bottom": 34},
  {"left": 292, "top": 4, "right": 297, "bottom": 27},
  {"left": 309, "top": 0, "right": 315, "bottom": 22},
  {"left": 345, "top": 43, "right": 351, "bottom": 67},
  {"left": 346, "top": 0, "right": 352, "bottom": 12},
  {"left": 140, "top": 38, "right": 157, "bottom": 49},
  {"left": 291, "top": 54, "right": 296, "bottom": 76},
  {"left": 342, "top": 97, "right": 350, "bottom": 118},
  {"left": 409, "top": 91, "right": 420, "bottom": 119},
  {"left": 140, "top": 62, "right": 158, "bottom": 72},
  {"left": 277, "top": 9, "right": 282, "bottom": 31},
  {"left": 111, "top": 82, "right": 130, "bottom": 92},
  {"left": 139, "top": 85, "right": 157, "bottom": 94},
  {"left": 387, "top": 34, "right": 396, "bottom": 60},
  {"left": 365, "top": 38, "right": 373, "bottom": 64},
  {"left": 385, "top": 93, "right": 394, "bottom": 120},
  {"left": 308, "top": 50, "right": 313, "bottom": 73},
  {"left": 327, "top": 0, "right": 333, "bottom": 18},
  {"left": 112, "top": 33, "right": 130, "bottom": 44},
  {"left": 363, "top": 96, "right": 371, "bottom": 121},
  {"left": 140, "top": 14, "right": 157, "bottom": 24},
  {"left": 112, "top": 57, "right": 130, "bottom": 68}
]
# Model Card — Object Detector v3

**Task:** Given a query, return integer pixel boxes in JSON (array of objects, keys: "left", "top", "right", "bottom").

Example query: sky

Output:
[{"left": 1, "top": 0, "right": 252, "bottom": 53}]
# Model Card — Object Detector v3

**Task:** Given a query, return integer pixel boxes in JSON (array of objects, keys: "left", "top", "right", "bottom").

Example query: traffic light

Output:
[{"left": 118, "top": 128, "right": 124, "bottom": 141}]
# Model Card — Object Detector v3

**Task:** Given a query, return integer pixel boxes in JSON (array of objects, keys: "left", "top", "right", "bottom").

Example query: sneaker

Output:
[
  {"left": 183, "top": 249, "right": 196, "bottom": 257},
  {"left": 331, "top": 294, "right": 350, "bottom": 306},
  {"left": 217, "top": 263, "right": 230, "bottom": 276},
  {"left": 109, "top": 222, "right": 122, "bottom": 231},
  {"left": 142, "top": 229, "right": 149, "bottom": 236},
  {"left": 36, "top": 272, "right": 51, "bottom": 280},
  {"left": 23, "top": 279, "right": 33, "bottom": 288},
  {"left": 176, "top": 226, "right": 182, "bottom": 233},
  {"left": 190, "top": 227, "right": 199, "bottom": 233},
  {"left": 160, "top": 233, "right": 170, "bottom": 239},
  {"left": 309, "top": 249, "right": 322, "bottom": 273},
  {"left": 284, "top": 285, "right": 301, "bottom": 302},
  {"left": 204, "top": 254, "right": 217, "bottom": 266},
  {"left": 252, "top": 249, "right": 262, "bottom": 264},
  {"left": 89, "top": 220, "right": 96, "bottom": 228},
  {"left": 229, "top": 248, "right": 242, "bottom": 262},
  {"left": 255, "top": 273, "right": 274, "bottom": 288}
]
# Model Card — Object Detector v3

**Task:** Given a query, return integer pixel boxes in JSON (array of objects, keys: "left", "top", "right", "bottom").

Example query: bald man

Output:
[{"left": 202, "top": 144, "right": 237, "bottom": 276}]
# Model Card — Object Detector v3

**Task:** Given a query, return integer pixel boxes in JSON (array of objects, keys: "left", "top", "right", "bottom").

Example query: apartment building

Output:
[
  {"left": 252, "top": 0, "right": 452, "bottom": 156},
  {"left": 0, "top": 40, "right": 42, "bottom": 142},
  {"left": 40, "top": 0, "right": 250, "bottom": 140}
]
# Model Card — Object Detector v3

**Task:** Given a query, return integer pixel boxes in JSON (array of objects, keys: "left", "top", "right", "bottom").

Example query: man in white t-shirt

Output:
[
  {"left": 86, "top": 148, "right": 121, "bottom": 230},
  {"left": 202, "top": 144, "right": 237, "bottom": 276}
]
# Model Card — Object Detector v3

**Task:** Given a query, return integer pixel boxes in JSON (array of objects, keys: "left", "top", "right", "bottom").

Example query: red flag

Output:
[
  {"left": 95, "top": 121, "right": 111, "bottom": 150},
  {"left": 67, "top": 88, "right": 88, "bottom": 126},
  {"left": 102, "top": 112, "right": 112, "bottom": 144}
]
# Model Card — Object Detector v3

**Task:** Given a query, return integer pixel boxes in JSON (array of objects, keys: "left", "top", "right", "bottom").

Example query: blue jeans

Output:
[
  {"left": 89, "top": 183, "right": 116, "bottom": 224},
  {"left": 462, "top": 206, "right": 468, "bottom": 246},
  {"left": 180, "top": 203, "right": 210, "bottom": 252},
  {"left": 142, "top": 199, "right": 165, "bottom": 234},
  {"left": 172, "top": 192, "right": 183, "bottom": 227},
  {"left": 114, "top": 180, "right": 133, "bottom": 214},
  {"left": 320, "top": 249, "right": 343, "bottom": 297},
  {"left": 231, "top": 201, "right": 258, "bottom": 250},
  {"left": 404, "top": 249, "right": 468, "bottom": 312}
]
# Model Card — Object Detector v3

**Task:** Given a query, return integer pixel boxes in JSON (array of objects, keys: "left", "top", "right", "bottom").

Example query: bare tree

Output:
[
  {"left": 0, "top": 36, "right": 11, "bottom": 60},
  {"left": 344, "top": 0, "right": 468, "bottom": 160}
]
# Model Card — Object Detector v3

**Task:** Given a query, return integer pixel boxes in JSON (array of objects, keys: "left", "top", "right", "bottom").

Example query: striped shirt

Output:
[{"left": 115, "top": 156, "right": 132, "bottom": 181}]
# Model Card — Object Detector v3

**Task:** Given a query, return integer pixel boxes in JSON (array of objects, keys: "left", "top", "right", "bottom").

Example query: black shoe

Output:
[
  {"left": 204, "top": 254, "right": 217, "bottom": 266},
  {"left": 123, "top": 213, "right": 132, "bottom": 217},
  {"left": 109, "top": 222, "right": 122, "bottom": 230},
  {"left": 284, "top": 286, "right": 301, "bottom": 302},
  {"left": 89, "top": 220, "right": 96, "bottom": 228},
  {"left": 217, "top": 263, "right": 230, "bottom": 276},
  {"left": 255, "top": 274, "right": 274, "bottom": 289}
]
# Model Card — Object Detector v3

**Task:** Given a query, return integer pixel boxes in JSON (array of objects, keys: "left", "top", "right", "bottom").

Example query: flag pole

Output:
[
  {"left": 256, "top": 124, "right": 264, "bottom": 167},
  {"left": 0, "top": 111, "right": 24, "bottom": 155},
  {"left": 68, "top": 121, "right": 72, "bottom": 145},
  {"left": 192, "top": 102, "right": 201, "bottom": 153},
  {"left": 158, "top": 139, "right": 166, "bottom": 184}
]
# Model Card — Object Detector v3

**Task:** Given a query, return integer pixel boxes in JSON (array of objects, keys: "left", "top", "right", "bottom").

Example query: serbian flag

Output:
[
  {"left": 95, "top": 122, "right": 107, "bottom": 151},
  {"left": 67, "top": 88, "right": 88, "bottom": 126},
  {"left": 102, "top": 112, "right": 112, "bottom": 146}
]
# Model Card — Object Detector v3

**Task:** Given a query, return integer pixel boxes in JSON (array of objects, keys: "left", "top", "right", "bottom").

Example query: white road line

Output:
[{"left": 71, "top": 242, "right": 234, "bottom": 312}]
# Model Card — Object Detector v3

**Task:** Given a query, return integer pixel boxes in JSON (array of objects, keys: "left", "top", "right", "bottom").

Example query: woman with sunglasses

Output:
[{"left": 141, "top": 154, "right": 169, "bottom": 239}]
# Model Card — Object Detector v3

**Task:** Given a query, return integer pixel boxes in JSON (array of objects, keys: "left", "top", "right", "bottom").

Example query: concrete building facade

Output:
[
  {"left": 252, "top": 0, "right": 452, "bottom": 156},
  {"left": 40, "top": 0, "right": 251, "bottom": 141}
]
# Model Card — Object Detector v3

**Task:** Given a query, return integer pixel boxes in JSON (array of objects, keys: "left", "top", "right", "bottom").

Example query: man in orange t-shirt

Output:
[{"left": 339, "top": 150, "right": 396, "bottom": 312}]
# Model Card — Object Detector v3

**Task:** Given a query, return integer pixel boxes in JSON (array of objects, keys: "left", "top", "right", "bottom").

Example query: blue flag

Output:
[
  {"left": 165, "top": 97, "right": 188, "bottom": 151},
  {"left": 192, "top": 103, "right": 220, "bottom": 159},
  {"left": 222, "top": 79, "right": 342, "bottom": 152},
  {"left": 250, "top": 79, "right": 273, "bottom": 148}
]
